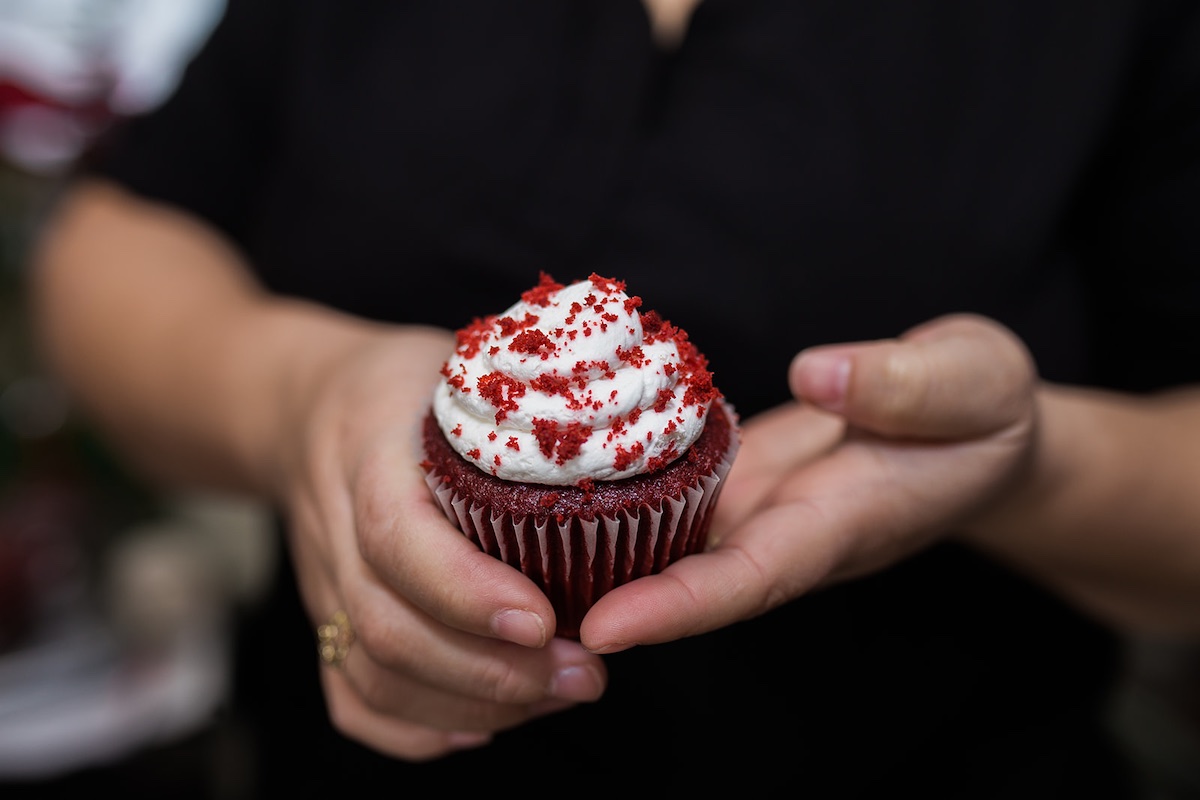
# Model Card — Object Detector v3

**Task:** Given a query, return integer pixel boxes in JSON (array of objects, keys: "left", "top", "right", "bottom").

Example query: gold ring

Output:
[{"left": 317, "top": 609, "right": 355, "bottom": 669}]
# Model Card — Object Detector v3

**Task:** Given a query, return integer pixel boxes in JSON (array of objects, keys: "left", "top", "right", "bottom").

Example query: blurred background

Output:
[
  {"left": 0, "top": 1, "right": 275, "bottom": 797},
  {"left": 0, "top": 1, "right": 1197, "bottom": 798}
]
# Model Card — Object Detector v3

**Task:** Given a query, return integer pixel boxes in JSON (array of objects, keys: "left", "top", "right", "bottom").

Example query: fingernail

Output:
[
  {"left": 490, "top": 609, "right": 546, "bottom": 648},
  {"left": 796, "top": 351, "right": 850, "bottom": 411},
  {"left": 549, "top": 665, "right": 603, "bottom": 702}
]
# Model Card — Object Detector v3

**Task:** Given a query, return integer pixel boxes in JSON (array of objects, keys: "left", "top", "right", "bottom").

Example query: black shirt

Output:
[{"left": 88, "top": 0, "right": 1200, "bottom": 795}]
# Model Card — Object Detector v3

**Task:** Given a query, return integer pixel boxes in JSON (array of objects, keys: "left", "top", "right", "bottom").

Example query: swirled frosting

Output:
[{"left": 432, "top": 273, "right": 719, "bottom": 486}]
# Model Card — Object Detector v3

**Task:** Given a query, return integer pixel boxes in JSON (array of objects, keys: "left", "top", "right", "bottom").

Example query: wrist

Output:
[{"left": 220, "top": 297, "right": 384, "bottom": 499}]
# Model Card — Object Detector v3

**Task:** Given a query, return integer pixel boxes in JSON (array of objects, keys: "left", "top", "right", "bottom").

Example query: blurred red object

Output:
[
  {"left": 0, "top": 0, "right": 225, "bottom": 174},
  {"left": 0, "top": 78, "right": 113, "bottom": 175}
]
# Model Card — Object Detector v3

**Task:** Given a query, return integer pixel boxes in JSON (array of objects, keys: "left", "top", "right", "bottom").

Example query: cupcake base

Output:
[{"left": 421, "top": 401, "right": 739, "bottom": 639}]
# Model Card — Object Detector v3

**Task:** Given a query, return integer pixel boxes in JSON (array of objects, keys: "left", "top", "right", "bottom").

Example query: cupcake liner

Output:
[{"left": 424, "top": 411, "right": 739, "bottom": 639}]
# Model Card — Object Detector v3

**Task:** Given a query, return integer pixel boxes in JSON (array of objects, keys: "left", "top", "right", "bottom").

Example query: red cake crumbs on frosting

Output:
[
  {"left": 497, "top": 312, "right": 540, "bottom": 338},
  {"left": 521, "top": 271, "right": 565, "bottom": 307},
  {"left": 477, "top": 371, "right": 526, "bottom": 423},
  {"left": 420, "top": 400, "right": 735, "bottom": 523},
  {"left": 588, "top": 273, "right": 626, "bottom": 293},
  {"left": 434, "top": 272, "right": 723, "bottom": 480},
  {"left": 454, "top": 317, "right": 495, "bottom": 359},
  {"left": 530, "top": 373, "right": 573, "bottom": 396},
  {"left": 508, "top": 328, "right": 555, "bottom": 357},
  {"left": 612, "top": 442, "right": 645, "bottom": 472},
  {"left": 532, "top": 418, "right": 593, "bottom": 464}
]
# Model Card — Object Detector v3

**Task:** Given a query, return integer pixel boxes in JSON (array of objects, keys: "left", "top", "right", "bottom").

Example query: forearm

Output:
[
  {"left": 964, "top": 382, "right": 1200, "bottom": 636},
  {"left": 29, "top": 179, "right": 381, "bottom": 497}
]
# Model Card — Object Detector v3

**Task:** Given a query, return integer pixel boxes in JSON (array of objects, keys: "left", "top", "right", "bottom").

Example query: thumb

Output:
[{"left": 788, "top": 313, "right": 1035, "bottom": 440}]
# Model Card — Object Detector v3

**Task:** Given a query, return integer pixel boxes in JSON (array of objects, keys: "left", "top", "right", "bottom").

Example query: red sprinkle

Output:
[
  {"left": 497, "top": 312, "right": 540, "bottom": 337},
  {"left": 455, "top": 316, "right": 494, "bottom": 358},
  {"left": 509, "top": 329, "right": 556, "bottom": 358},
  {"left": 588, "top": 273, "right": 626, "bottom": 294},
  {"left": 616, "top": 345, "right": 645, "bottom": 366},
  {"left": 531, "top": 418, "right": 593, "bottom": 464},
  {"left": 477, "top": 372, "right": 526, "bottom": 423},
  {"left": 521, "top": 271, "right": 565, "bottom": 306},
  {"left": 612, "top": 442, "right": 645, "bottom": 471}
]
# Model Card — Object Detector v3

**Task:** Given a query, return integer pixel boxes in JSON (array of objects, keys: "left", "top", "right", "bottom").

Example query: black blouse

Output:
[{"left": 88, "top": 0, "right": 1200, "bottom": 794}]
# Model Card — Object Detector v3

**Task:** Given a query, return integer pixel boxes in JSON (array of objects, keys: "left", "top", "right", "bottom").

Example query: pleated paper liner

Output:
[{"left": 424, "top": 420, "right": 738, "bottom": 639}]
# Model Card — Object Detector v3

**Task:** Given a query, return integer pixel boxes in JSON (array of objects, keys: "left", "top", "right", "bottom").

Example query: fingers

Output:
[
  {"left": 789, "top": 313, "right": 1036, "bottom": 439},
  {"left": 582, "top": 316, "right": 1041, "bottom": 650},
  {"left": 581, "top": 498, "right": 843, "bottom": 649},
  {"left": 333, "top": 620, "right": 604, "bottom": 730},
  {"left": 343, "top": 575, "right": 609, "bottom": 714},
  {"left": 582, "top": 433, "right": 1009, "bottom": 648},
  {"left": 708, "top": 401, "right": 844, "bottom": 543},
  {"left": 354, "top": 450, "right": 559, "bottom": 648},
  {"left": 319, "top": 669, "right": 495, "bottom": 761}
]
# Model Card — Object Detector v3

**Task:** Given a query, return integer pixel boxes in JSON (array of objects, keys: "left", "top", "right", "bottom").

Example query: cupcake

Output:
[{"left": 420, "top": 272, "right": 739, "bottom": 639}]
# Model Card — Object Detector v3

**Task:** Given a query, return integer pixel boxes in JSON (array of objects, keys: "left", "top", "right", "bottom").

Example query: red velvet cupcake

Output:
[{"left": 421, "top": 273, "right": 739, "bottom": 639}]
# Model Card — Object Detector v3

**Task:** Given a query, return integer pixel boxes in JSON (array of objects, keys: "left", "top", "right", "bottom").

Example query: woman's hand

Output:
[
  {"left": 578, "top": 314, "right": 1038, "bottom": 650},
  {"left": 31, "top": 181, "right": 606, "bottom": 764},
  {"left": 274, "top": 326, "right": 608, "bottom": 760}
]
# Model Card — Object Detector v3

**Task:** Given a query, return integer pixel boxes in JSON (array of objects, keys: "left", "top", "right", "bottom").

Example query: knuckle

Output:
[
  {"left": 347, "top": 604, "right": 391, "bottom": 665},
  {"left": 476, "top": 656, "right": 544, "bottom": 705},
  {"left": 353, "top": 463, "right": 400, "bottom": 565}
]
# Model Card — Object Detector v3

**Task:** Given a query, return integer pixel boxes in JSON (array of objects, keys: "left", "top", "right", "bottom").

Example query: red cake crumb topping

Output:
[
  {"left": 532, "top": 418, "right": 593, "bottom": 464},
  {"left": 588, "top": 273, "right": 626, "bottom": 294},
  {"left": 521, "top": 271, "right": 565, "bottom": 306},
  {"left": 455, "top": 316, "right": 495, "bottom": 359},
  {"left": 477, "top": 371, "right": 526, "bottom": 423},
  {"left": 435, "top": 272, "right": 727, "bottom": 486},
  {"left": 531, "top": 373, "right": 573, "bottom": 396},
  {"left": 615, "top": 345, "right": 645, "bottom": 366},
  {"left": 421, "top": 399, "right": 734, "bottom": 524},
  {"left": 497, "top": 312, "right": 540, "bottom": 338},
  {"left": 684, "top": 371, "right": 717, "bottom": 407},
  {"left": 612, "top": 442, "right": 644, "bottom": 472},
  {"left": 509, "top": 328, "right": 556, "bottom": 358},
  {"left": 645, "top": 446, "right": 676, "bottom": 473},
  {"left": 639, "top": 309, "right": 665, "bottom": 338}
]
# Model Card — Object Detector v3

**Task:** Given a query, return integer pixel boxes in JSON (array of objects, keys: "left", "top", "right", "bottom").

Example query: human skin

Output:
[{"left": 29, "top": 179, "right": 1200, "bottom": 761}]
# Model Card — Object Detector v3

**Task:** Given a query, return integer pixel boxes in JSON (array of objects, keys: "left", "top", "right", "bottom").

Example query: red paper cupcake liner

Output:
[{"left": 424, "top": 417, "right": 738, "bottom": 639}]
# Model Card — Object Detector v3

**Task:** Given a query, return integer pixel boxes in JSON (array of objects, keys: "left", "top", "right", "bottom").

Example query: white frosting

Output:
[{"left": 432, "top": 275, "right": 715, "bottom": 485}]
